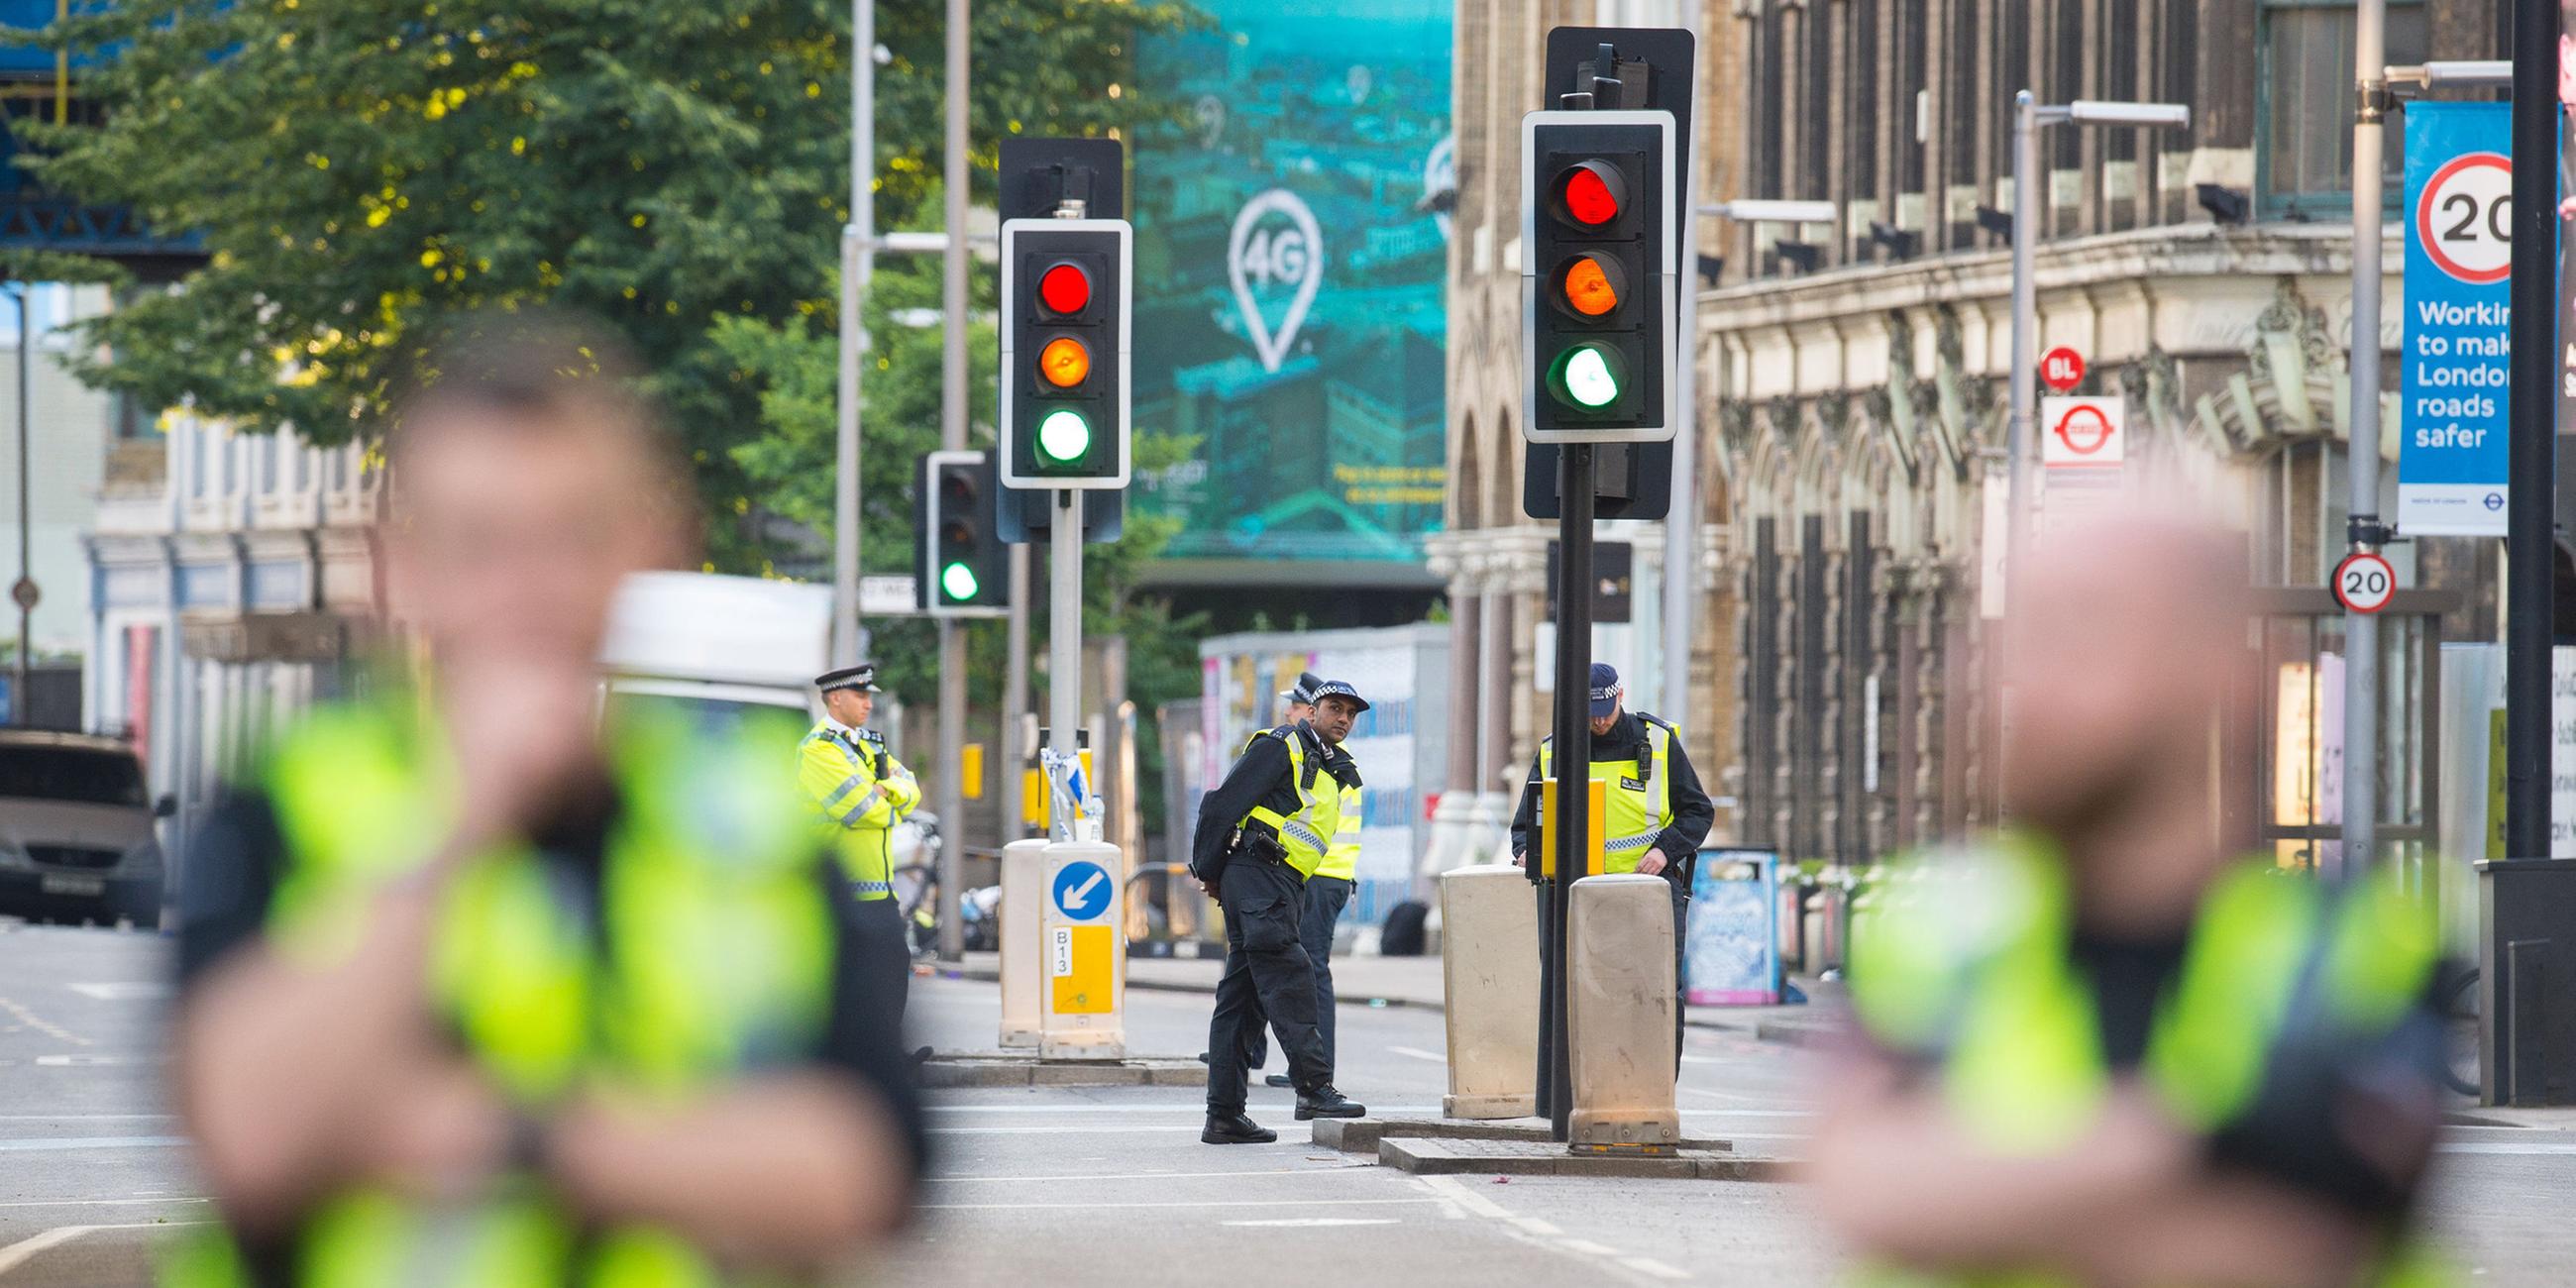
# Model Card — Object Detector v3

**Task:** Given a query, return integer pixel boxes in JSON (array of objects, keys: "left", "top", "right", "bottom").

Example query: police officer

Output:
[
  {"left": 1244, "top": 672, "right": 1366, "bottom": 1089},
  {"left": 1812, "top": 520, "right": 2445, "bottom": 1285},
  {"left": 802, "top": 662, "right": 923, "bottom": 1016},
  {"left": 1510, "top": 663, "right": 1713, "bottom": 1087},
  {"left": 168, "top": 312, "right": 923, "bottom": 1288},
  {"left": 1191, "top": 681, "right": 1369, "bottom": 1143}
]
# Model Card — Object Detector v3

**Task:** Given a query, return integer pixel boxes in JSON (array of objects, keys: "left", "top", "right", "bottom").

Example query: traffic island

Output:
[
  {"left": 920, "top": 1051, "right": 1205, "bottom": 1089},
  {"left": 1379, "top": 1135, "right": 1796, "bottom": 1181},
  {"left": 1311, "top": 1115, "right": 1733, "bottom": 1154}
]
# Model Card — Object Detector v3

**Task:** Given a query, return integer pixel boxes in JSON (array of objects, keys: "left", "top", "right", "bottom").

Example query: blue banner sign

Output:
[{"left": 2399, "top": 102, "right": 2513, "bottom": 537}]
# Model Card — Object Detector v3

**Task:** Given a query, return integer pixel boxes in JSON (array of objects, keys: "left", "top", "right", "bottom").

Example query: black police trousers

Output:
[{"left": 1205, "top": 854, "right": 1331, "bottom": 1114}]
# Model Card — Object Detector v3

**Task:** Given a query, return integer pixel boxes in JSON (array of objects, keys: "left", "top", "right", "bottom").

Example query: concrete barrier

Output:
[
  {"left": 999, "top": 838, "right": 1047, "bottom": 1048},
  {"left": 1567, "top": 873, "right": 1679, "bottom": 1151},
  {"left": 1439, "top": 864, "right": 1540, "bottom": 1119}
]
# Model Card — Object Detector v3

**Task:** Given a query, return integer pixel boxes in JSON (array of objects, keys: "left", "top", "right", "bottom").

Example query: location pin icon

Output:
[{"left": 1228, "top": 188, "right": 1325, "bottom": 375}]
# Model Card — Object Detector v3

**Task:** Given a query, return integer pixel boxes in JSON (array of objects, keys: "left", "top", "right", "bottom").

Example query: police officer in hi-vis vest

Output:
[
  {"left": 167, "top": 312, "right": 922, "bottom": 1288},
  {"left": 1236, "top": 671, "right": 1367, "bottom": 1090},
  {"left": 1812, "top": 519, "right": 2446, "bottom": 1286},
  {"left": 801, "top": 662, "right": 923, "bottom": 1016},
  {"left": 1190, "top": 681, "right": 1371, "bottom": 1143},
  {"left": 1510, "top": 663, "right": 1713, "bottom": 1090}
]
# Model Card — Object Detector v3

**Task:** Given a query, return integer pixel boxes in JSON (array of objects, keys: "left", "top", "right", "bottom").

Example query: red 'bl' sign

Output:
[{"left": 2040, "top": 346, "right": 2086, "bottom": 393}]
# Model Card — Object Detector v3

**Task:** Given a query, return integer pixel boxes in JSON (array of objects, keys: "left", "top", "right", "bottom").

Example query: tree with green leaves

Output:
[{"left": 22, "top": 0, "right": 1195, "bottom": 571}]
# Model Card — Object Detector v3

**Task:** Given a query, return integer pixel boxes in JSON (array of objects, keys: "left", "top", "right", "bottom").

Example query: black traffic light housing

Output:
[
  {"left": 916, "top": 449, "right": 1007, "bottom": 618},
  {"left": 999, "top": 220, "right": 1130, "bottom": 489},
  {"left": 1521, "top": 110, "right": 1675, "bottom": 445}
]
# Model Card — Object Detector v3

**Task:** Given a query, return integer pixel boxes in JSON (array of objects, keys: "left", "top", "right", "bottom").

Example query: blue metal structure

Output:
[{"left": 0, "top": 1, "right": 204, "bottom": 273}]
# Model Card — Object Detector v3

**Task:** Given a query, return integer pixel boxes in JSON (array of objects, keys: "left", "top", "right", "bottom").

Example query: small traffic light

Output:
[
  {"left": 1000, "top": 219, "right": 1130, "bottom": 488},
  {"left": 1521, "top": 109, "right": 1675, "bottom": 444},
  {"left": 916, "top": 449, "right": 1007, "bottom": 618}
]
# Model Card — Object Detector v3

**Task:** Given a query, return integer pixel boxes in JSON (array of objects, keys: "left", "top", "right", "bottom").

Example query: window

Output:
[{"left": 2258, "top": 0, "right": 2427, "bottom": 217}]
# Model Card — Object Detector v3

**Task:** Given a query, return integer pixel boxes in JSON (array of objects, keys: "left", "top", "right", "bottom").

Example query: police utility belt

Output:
[{"left": 1196, "top": 821, "right": 1289, "bottom": 891}]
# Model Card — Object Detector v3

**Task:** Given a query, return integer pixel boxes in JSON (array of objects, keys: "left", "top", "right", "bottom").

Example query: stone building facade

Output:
[{"left": 1425, "top": 0, "right": 2481, "bottom": 872}]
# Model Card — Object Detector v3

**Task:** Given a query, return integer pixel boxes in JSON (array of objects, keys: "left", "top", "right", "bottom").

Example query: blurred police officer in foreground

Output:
[
  {"left": 1812, "top": 517, "right": 2445, "bottom": 1286},
  {"left": 1510, "top": 662, "right": 1713, "bottom": 1088},
  {"left": 1191, "top": 681, "right": 1370, "bottom": 1142},
  {"left": 803, "top": 662, "right": 922, "bottom": 1016},
  {"left": 167, "top": 313, "right": 924, "bottom": 1287}
]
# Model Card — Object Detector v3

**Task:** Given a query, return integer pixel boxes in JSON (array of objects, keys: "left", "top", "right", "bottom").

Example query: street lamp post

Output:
[
  {"left": 2003, "top": 95, "right": 2190, "bottom": 622},
  {"left": 12, "top": 284, "right": 28, "bottom": 724},
  {"left": 834, "top": 1, "right": 876, "bottom": 669}
]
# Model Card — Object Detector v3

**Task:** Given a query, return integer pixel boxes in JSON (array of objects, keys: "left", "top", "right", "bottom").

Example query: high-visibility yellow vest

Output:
[
  {"left": 1315, "top": 782, "right": 1361, "bottom": 881},
  {"left": 165, "top": 701, "right": 835, "bottom": 1288},
  {"left": 1845, "top": 836, "right": 2445, "bottom": 1288},
  {"left": 1536, "top": 715, "right": 1676, "bottom": 875},
  {"left": 800, "top": 720, "right": 919, "bottom": 901},
  {"left": 1236, "top": 724, "right": 1342, "bottom": 880}
]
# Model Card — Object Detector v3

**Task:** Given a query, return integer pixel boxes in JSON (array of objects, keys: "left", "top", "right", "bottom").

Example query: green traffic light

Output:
[
  {"left": 941, "top": 560, "right": 980, "bottom": 602},
  {"left": 1552, "top": 344, "right": 1622, "bottom": 409},
  {"left": 1037, "top": 408, "right": 1092, "bottom": 463}
]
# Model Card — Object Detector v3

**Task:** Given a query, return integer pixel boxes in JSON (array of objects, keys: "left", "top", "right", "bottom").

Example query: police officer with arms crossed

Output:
[
  {"left": 167, "top": 312, "right": 923, "bottom": 1288},
  {"left": 1510, "top": 663, "right": 1713, "bottom": 1085},
  {"left": 1191, "top": 681, "right": 1371, "bottom": 1142},
  {"left": 802, "top": 663, "right": 923, "bottom": 1018}
]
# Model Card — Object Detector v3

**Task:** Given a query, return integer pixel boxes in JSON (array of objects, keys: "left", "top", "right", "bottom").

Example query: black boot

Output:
[
  {"left": 1202, "top": 1113, "right": 1278, "bottom": 1144},
  {"left": 1295, "top": 1086, "right": 1366, "bottom": 1120},
  {"left": 1263, "top": 1073, "right": 1294, "bottom": 1088}
]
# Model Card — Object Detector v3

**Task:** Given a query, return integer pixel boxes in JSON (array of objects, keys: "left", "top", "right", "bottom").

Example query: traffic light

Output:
[
  {"left": 1000, "top": 218, "right": 1130, "bottom": 488},
  {"left": 916, "top": 449, "right": 1007, "bottom": 617},
  {"left": 1521, "top": 110, "right": 1675, "bottom": 444}
]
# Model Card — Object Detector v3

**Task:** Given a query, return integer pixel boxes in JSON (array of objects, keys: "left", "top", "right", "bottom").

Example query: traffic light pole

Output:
[
  {"left": 1048, "top": 490, "right": 1083, "bottom": 773},
  {"left": 931, "top": 0, "right": 971, "bottom": 961},
  {"left": 1547, "top": 442, "right": 1596, "bottom": 1141},
  {"left": 833, "top": 0, "right": 875, "bottom": 668},
  {"left": 2506, "top": 0, "right": 2557, "bottom": 864}
]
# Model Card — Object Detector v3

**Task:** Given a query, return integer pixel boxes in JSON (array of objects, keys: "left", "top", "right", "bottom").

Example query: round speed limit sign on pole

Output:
[
  {"left": 2415, "top": 152, "right": 2512, "bottom": 285},
  {"left": 2333, "top": 551, "right": 2398, "bottom": 614}
]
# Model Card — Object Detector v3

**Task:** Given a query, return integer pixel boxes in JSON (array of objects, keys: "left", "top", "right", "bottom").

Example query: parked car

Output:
[{"left": 0, "top": 730, "right": 169, "bottom": 927}]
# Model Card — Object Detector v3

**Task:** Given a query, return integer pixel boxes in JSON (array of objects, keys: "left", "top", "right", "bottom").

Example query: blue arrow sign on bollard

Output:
[{"left": 1051, "top": 860, "right": 1113, "bottom": 921}]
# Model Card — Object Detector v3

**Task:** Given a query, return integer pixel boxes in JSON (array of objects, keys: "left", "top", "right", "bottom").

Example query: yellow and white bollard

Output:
[
  {"left": 1439, "top": 864, "right": 1542, "bottom": 1119},
  {"left": 1566, "top": 873, "right": 1680, "bottom": 1152},
  {"left": 1038, "top": 839, "right": 1127, "bottom": 1059},
  {"left": 999, "top": 838, "right": 1048, "bottom": 1048}
]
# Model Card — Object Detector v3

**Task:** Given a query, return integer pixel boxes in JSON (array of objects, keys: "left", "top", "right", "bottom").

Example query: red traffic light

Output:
[
  {"left": 1038, "top": 263, "right": 1092, "bottom": 316},
  {"left": 1557, "top": 161, "right": 1624, "bottom": 227}
]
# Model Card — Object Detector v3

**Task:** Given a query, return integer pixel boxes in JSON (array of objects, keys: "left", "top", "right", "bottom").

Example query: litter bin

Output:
[{"left": 2476, "top": 859, "right": 2576, "bottom": 1106}]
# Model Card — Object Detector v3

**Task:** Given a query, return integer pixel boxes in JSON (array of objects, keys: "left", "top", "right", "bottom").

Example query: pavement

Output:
[
  {"left": 6, "top": 917, "right": 2576, "bottom": 1285},
  {"left": 939, "top": 947, "right": 1848, "bottom": 1046}
]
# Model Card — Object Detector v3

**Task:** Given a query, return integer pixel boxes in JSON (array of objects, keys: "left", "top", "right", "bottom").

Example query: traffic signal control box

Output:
[
  {"left": 1000, "top": 218, "right": 1131, "bottom": 489},
  {"left": 917, "top": 449, "right": 1008, "bottom": 618},
  {"left": 1521, "top": 110, "right": 1676, "bottom": 445}
]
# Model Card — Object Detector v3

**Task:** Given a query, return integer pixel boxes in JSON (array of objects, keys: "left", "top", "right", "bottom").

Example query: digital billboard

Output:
[{"left": 1130, "top": 0, "right": 1451, "bottom": 566}]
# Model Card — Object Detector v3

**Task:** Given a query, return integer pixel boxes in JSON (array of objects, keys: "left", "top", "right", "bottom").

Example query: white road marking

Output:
[
  {"left": 65, "top": 982, "right": 166, "bottom": 1002},
  {"left": 927, "top": 1166, "right": 1367, "bottom": 1183},
  {"left": 0, "top": 1135, "right": 187, "bottom": 1152},
  {"left": 0, "top": 1114, "right": 176, "bottom": 1122},
  {"left": 1222, "top": 1218, "right": 1402, "bottom": 1228},
  {"left": 2437, "top": 1140, "right": 2576, "bottom": 1155},
  {"left": 0, "top": 1197, "right": 208, "bottom": 1211},
  {"left": 1418, "top": 1174, "right": 1690, "bottom": 1288},
  {"left": 1387, "top": 1046, "right": 1448, "bottom": 1064},
  {"left": 922, "top": 1197, "right": 1441, "bottom": 1212},
  {"left": 1620, "top": 1255, "right": 1692, "bottom": 1280},
  {"left": 0, "top": 997, "right": 89, "bottom": 1047},
  {"left": 926, "top": 1125, "right": 1213, "bottom": 1135},
  {"left": 0, "top": 1222, "right": 207, "bottom": 1275}
]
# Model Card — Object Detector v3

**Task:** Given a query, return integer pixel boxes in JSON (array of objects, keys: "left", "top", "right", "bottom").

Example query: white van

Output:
[
  {"left": 598, "top": 573, "right": 936, "bottom": 870},
  {"left": 0, "top": 730, "right": 170, "bottom": 926}
]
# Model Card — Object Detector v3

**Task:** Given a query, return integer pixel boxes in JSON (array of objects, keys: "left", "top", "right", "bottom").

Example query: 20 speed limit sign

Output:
[
  {"left": 2415, "top": 152, "right": 2512, "bottom": 285},
  {"left": 2333, "top": 551, "right": 2398, "bottom": 614}
]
